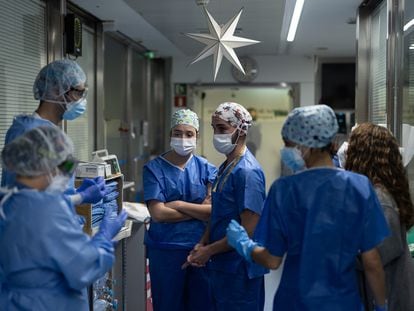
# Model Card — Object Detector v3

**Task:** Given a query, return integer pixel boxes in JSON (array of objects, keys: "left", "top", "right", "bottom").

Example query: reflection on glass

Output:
[{"left": 403, "top": 1, "right": 414, "bottom": 196}]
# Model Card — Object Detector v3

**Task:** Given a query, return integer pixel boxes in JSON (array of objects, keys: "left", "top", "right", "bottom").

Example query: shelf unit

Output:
[{"left": 74, "top": 174, "right": 132, "bottom": 311}]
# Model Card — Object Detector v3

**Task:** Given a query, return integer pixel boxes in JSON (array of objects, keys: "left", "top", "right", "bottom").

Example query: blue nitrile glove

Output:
[
  {"left": 226, "top": 219, "right": 258, "bottom": 262},
  {"left": 98, "top": 204, "right": 128, "bottom": 241},
  {"left": 374, "top": 304, "right": 388, "bottom": 311},
  {"left": 76, "top": 177, "right": 106, "bottom": 204}
]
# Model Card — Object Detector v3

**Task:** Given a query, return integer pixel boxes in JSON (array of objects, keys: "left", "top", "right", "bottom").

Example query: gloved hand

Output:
[
  {"left": 98, "top": 204, "right": 128, "bottom": 241},
  {"left": 226, "top": 219, "right": 257, "bottom": 262},
  {"left": 76, "top": 176, "right": 106, "bottom": 204}
]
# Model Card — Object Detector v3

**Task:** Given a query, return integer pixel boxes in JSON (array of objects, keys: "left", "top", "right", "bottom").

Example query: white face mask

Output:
[
  {"left": 213, "top": 129, "right": 238, "bottom": 155},
  {"left": 170, "top": 137, "right": 196, "bottom": 156},
  {"left": 336, "top": 141, "right": 348, "bottom": 168},
  {"left": 46, "top": 174, "right": 70, "bottom": 194}
]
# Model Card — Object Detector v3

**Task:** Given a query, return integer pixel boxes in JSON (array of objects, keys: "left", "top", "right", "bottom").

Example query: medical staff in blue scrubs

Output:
[
  {"left": 187, "top": 102, "right": 267, "bottom": 311},
  {"left": 227, "top": 105, "right": 390, "bottom": 311},
  {"left": 0, "top": 126, "right": 127, "bottom": 311},
  {"left": 143, "top": 109, "right": 217, "bottom": 311},
  {"left": 1, "top": 59, "right": 104, "bottom": 206}
]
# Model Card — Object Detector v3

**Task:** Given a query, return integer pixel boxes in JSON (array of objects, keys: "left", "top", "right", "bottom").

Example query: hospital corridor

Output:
[{"left": 1, "top": 0, "right": 414, "bottom": 310}]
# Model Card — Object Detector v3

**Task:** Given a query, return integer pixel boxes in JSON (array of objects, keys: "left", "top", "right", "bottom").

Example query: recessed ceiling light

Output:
[{"left": 287, "top": 0, "right": 305, "bottom": 42}]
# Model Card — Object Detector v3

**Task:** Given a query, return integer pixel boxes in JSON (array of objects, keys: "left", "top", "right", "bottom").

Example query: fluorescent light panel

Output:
[
  {"left": 287, "top": 0, "right": 305, "bottom": 42},
  {"left": 404, "top": 19, "right": 414, "bottom": 32}
]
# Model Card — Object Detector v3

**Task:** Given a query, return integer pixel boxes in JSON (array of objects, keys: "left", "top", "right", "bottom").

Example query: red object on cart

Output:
[{"left": 146, "top": 258, "right": 153, "bottom": 311}]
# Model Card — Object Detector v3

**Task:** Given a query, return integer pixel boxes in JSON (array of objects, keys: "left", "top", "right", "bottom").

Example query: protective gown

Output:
[
  {"left": 143, "top": 153, "right": 217, "bottom": 311},
  {"left": 0, "top": 186, "right": 114, "bottom": 311},
  {"left": 254, "top": 168, "right": 390, "bottom": 311},
  {"left": 209, "top": 149, "right": 267, "bottom": 311}
]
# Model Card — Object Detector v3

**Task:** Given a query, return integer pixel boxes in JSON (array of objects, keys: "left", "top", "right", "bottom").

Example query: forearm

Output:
[
  {"left": 362, "top": 249, "right": 387, "bottom": 306},
  {"left": 251, "top": 246, "right": 282, "bottom": 269},
  {"left": 166, "top": 201, "right": 211, "bottom": 221},
  {"left": 147, "top": 200, "right": 192, "bottom": 223},
  {"left": 206, "top": 237, "right": 232, "bottom": 256}
]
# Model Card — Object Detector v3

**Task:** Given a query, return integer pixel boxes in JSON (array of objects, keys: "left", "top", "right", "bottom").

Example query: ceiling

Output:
[{"left": 72, "top": 0, "right": 362, "bottom": 59}]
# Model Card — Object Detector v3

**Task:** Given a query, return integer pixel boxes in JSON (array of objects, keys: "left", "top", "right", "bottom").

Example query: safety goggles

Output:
[
  {"left": 66, "top": 86, "right": 88, "bottom": 101},
  {"left": 58, "top": 156, "right": 79, "bottom": 176}
]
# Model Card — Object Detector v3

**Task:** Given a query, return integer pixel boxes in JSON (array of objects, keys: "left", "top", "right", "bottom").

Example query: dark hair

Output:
[{"left": 345, "top": 123, "right": 414, "bottom": 229}]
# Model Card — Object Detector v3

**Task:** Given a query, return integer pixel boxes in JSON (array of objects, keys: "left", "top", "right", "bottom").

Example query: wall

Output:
[{"left": 171, "top": 55, "right": 316, "bottom": 107}]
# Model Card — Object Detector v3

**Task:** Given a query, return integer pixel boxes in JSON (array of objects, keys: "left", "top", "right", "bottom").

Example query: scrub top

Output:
[
  {"left": 143, "top": 153, "right": 217, "bottom": 250},
  {"left": 1, "top": 114, "right": 55, "bottom": 187},
  {"left": 0, "top": 185, "right": 114, "bottom": 311},
  {"left": 209, "top": 149, "right": 267, "bottom": 277},
  {"left": 254, "top": 167, "right": 390, "bottom": 310}
]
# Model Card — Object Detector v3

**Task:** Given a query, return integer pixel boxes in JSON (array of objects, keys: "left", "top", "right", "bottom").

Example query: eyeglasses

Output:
[
  {"left": 58, "top": 156, "right": 79, "bottom": 176},
  {"left": 66, "top": 87, "right": 88, "bottom": 100}
]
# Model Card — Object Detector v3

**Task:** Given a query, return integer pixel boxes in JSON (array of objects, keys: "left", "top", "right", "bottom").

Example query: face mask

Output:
[
  {"left": 63, "top": 98, "right": 87, "bottom": 120},
  {"left": 336, "top": 141, "right": 348, "bottom": 168},
  {"left": 280, "top": 147, "right": 306, "bottom": 172},
  {"left": 170, "top": 137, "right": 196, "bottom": 156},
  {"left": 46, "top": 173, "right": 70, "bottom": 194},
  {"left": 213, "top": 129, "right": 238, "bottom": 155}
]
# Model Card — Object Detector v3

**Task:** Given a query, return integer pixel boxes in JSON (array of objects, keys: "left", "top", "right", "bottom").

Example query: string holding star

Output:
[{"left": 185, "top": 7, "right": 260, "bottom": 81}]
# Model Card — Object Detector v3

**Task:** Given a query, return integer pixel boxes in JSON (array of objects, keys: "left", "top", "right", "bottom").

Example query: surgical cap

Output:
[
  {"left": 212, "top": 102, "right": 252, "bottom": 134},
  {"left": 33, "top": 59, "right": 86, "bottom": 102},
  {"left": 171, "top": 109, "right": 200, "bottom": 131},
  {"left": 1, "top": 126, "right": 74, "bottom": 177},
  {"left": 282, "top": 104, "right": 338, "bottom": 148}
]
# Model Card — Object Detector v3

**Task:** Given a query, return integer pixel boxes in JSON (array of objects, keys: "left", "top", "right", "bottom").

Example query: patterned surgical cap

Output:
[
  {"left": 282, "top": 104, "right": 338, "bottom": 148},
  {"left": 171, "top": 109, "right": 199, "bottom": 131},
  {"left": 212, "top": 102, "right": 252, "bottom": 134},
  {"left": 1, "top": 126, "right": 74, "bottom": 177},
  {"left": 33, "top": 59, "right": 86, "bottom": 102}
]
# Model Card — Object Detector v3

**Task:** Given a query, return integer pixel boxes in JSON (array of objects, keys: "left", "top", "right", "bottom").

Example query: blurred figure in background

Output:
[
  {"left": 346, "top": 123, "right": 414, "bottom": 311},
  {"left": 0, "top": 126, "right": 127, "bottom": 310},
  {"left": 143, "top": 109, "right": 216, "bottom": 311},
  {"left": 227, "top": 105, "right": 389, "bottom": 311},
  {"left": 246, "top": 107, "right": 262, "bottom": 157}
]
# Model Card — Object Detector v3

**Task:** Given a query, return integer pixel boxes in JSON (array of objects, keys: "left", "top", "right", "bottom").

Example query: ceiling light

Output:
[
  {"left": 404, "top": 19, "right": 414, "bottom": 32},
  {"left": 287, "top": 0, "right": 305, "bottom": 42}
]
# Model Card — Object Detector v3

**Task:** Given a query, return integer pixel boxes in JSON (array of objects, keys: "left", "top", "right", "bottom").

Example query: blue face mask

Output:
[
  {"left": 280, "top": 147, "right": 306, "bottom": 172},
  {"left": 63, "top": 99, "right": 87, "bottom": 120}
]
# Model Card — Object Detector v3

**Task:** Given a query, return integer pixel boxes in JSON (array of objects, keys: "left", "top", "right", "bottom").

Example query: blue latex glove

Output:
[
  {"left": 98, "top": 204, "right": 128, "bottom": 241},
  {"left": 76, "top": 177, "right": 106, "bottom": 204},
  {"left": 226, "top": 219, "right": 257, "bottom": 262}
]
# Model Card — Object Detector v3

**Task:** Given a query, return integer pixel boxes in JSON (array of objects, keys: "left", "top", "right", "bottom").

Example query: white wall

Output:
[{"left": 171, "top": 55, "right": 316, "bottom": 107}]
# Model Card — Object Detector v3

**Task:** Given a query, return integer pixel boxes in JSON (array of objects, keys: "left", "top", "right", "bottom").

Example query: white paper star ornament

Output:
[{"left": 186, "top": 7, "right": 260, "bottom": 81}]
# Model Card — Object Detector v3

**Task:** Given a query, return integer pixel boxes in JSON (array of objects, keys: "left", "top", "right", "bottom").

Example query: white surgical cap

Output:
[
  {"left": 1, "top": 126, "right": 74, "bottom": 177},
  {"left": 212, "top": 102, "right": 252, "bottom": 134}
]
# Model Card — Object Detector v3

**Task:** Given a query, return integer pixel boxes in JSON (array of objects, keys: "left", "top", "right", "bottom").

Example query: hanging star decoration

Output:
[{"left": 186, "top": 7, "right": 260, "bottom": 81}]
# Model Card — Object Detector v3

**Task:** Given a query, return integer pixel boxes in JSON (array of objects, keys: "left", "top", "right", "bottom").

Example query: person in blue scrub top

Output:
[
  {"left": 226, "top": 105, "right": 390, "bottom": 311},
  {"left": 143, "top": 109, "right": 217, "bottom": 311},
  {"left": 0, "top": 126, "right": 127, "bottom": 311},
  {"left": 187, "top": 102, "right": 267, "bottom": 311},
  {"left": 1, "top": 59, "right": 105, "bottom": 206}
]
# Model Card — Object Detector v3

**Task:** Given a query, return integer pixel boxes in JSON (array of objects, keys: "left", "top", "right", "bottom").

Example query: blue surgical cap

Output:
[
  {"left": 33, "top": 59, "right": 86, "bottom": 102},
  {"left": 282, "top": 105, "right": 338, "bottom": 148},
  {"left": 1, "top": 126, "right": 74, "bottom": 177}
]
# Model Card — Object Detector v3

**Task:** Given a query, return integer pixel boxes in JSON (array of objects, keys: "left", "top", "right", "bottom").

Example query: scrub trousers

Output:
[
  {"left": 209, "top": 269, "right": 264, "bottom": 311},
  {"left": 147, "top": 247, "right": 213, "bottom": 311}
]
